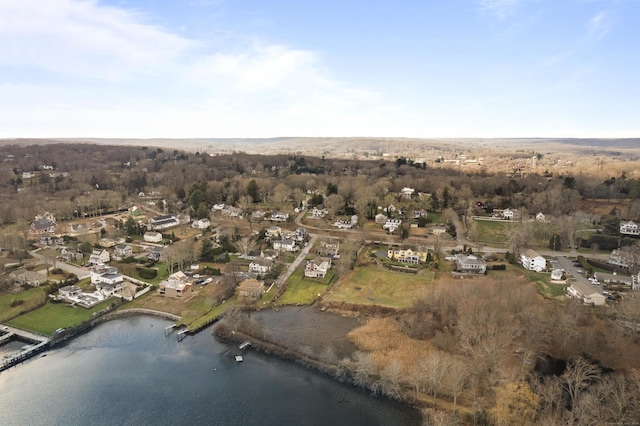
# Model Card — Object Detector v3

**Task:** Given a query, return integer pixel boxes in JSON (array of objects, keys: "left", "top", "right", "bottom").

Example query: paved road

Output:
[
  {"left": 276, "top": 235, "right": 316, "bottom": 286},
  {"left": 29, "top": 249, "right": 90, "bottom": 279}
]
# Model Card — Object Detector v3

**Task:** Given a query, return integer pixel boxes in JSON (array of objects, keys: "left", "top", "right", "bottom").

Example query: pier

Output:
[{"left": 0, "top": 325, "right": 51, "bottom": 373}]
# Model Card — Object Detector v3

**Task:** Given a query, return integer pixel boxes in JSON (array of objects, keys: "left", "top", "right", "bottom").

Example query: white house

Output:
[
  {"left": 270, "top": 212, "right": 289, "bottom": 222},
  {"left": 620, "top": 220, "right": 640, "bottom": 236},
  {"left": 88, "top": 249, "right": 110, "bottom": 266},
  {"left": 114, "top": 243, "right": 132, "bottom": 259},
  {"left": 609, "top": 249, "right": 634, "bottom": 269},
  {"left": 191, "top": 218, "right": 210, "bottom": 229},
  {"left": 520, "top": 249, "right": 546, "bottom": 272},
  {"left": 502, "top": 208, "right": 521, "bottom": 220},
  {"left": 249, "top": 259, "right": 273, "bottom": 275},
  {"left": 273, "top": 239, "right": 297, "bottom": 252},
  {"left": 550, "top": 269, "right": 564, "bottom": 281},
  {"left": 149, "top": 215, "right": 180, "bottom": 230},
  {"left": 401, "top": 187, "right": 415, "bottom": 199},
  {"left": 144, "top": 231, "right": 163, "bottom": 243},
  {"left": 310, "top": 206, "right": 328, "bottom": 218},
  {"left": 535, "top": 212, "right": 546, "bottom": 222},
  {"left": 375, "top": 213, "right": 388, "bottom": 225},
  {"left": 90, "top": 264, "right": 125, "bottom": 297},
  {"left": 383, "top": 219, "right": 402, "bottom": 233},
  {"left": 304, "top": 257, "right": 332, "bottom": 278}
]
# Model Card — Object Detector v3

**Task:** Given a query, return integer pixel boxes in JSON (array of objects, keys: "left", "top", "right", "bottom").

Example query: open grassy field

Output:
[
  {"left": 7, "top": 299, "right": 114, "bottom": 335},
  {"left": 275, "top": 269, "right": 334, "bottom": 305},
  {"left": 0, "top": 288, "right": 47, "bottom": 323},
  {"left": 519, "top": 267, "right": 568, "bottom": 298},
  {"left": 327, "top": 265, "right": 435, "bottom": 308},
  {"left": 471, "top": 219, "right": 510, "bottom": 245}
]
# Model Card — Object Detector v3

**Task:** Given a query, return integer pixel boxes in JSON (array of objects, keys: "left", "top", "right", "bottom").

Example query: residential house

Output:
[
  {"left": 317, "top": 239, "right": 340, "bottom": 257},
  {"left": 249, "top": 258, "right": 273, "bottom": 275},
  {"left": 22, "top": 171, "right": 35, "bottom": 179},
  {"left": 594, "top": 272, "right": 634, "bottom": 286},
  {"left": 567, "top": 281, "right": 606, "bottom": 306},
  {"left": 90, "top": 264, "right": 125, "bottom": 297},
  {"left": 98, "top": 238, "right": 118, "bottom": 248},
  {"left": 262, "top": 250, "right": 279, "bottom": 261},
  {"left": 59, "top": 285, "right": 82, "bottom": 299},
  {"left": 191, "top": 218, "right": 211, "bottom": 229},
  {"left": 387, "top": 245, "right": 428, "bottom": 264},
  {"left": 375, "top": 213, "right": 388, "bottom": 225},
  {"left": 333, "top": 220, "right": 357, "bottom": 229},
  {"left": 144, "top": 231, "right": 163, "bottom": 243},
  {"left": 129, "top": 206, "right": 142, "bottom": 216},
  {"left": 148, "top": 246, "right": 164, "bottom": 262},
  {"left": 10, "top": 269, "right": 47, "bottom": 286},
  {"left": 221, "top": 205, "right": 242, "bottom": 217},
  {"left": 609, "top": 249, "right": 635, "bottom": 269},
  {"left": 273, "top": 239, "right": 297, "bottom": 252},
  {"left": 310, "top": 206, "right": 328, "bottom": 218},
  {"left": 265, "top": 225, "right": 282, "bottom": 239},
  {"left": 212, "top": 203, "right": 225, "bottom": 212},
  {"left": 31, "top": 216, "right": 56, "bottom": 234},
  {"left": 620, "top": 220, "right": 640, "bottom": 236},
  {"left": 252, "top": 210, "right": 266, "bottom": 220},
  {"left": 236, "top": 278, "right": 265, "bottom": 303},
  {"left": 454, "top": 254, "right": 487, "bottom": 274},
  {"left": 550, "top": 269, "right": 565, "bottom": 281},
  {"left": 114, "top": 243, "right": 132, "bottom": 259},
  {"left": 383, "top": 219, "right": 402, "bottom": 233},
  {"left": 412, "top": 210, "right": 428, "bottom": 220},
  {"left": 520, "top": 249, "right": 546, "bottom": 272},
  {"left": 535, "top": 212, "right": 547, "bottom": 222},
  {"left": 149, "top": 215, "right": 179, "bottom": 230},
  {"left": 60, "top": 247, "right": 83, "bottom": 262},
  {"left": 158, "top": 275, "right": 193, "bottom": 299},
  {"left": 502, "top": 208, "right": 521, "bottom": 220},
  {"left": 293, "top": 227, "right": 308, "bottom": 242},
  {"left": 431, "top": 224, "right": 448, "bottom": 236},
  {"left": 88, "top": 249, "right": 110, "bottom": 266},
  {"left": 270, "top": 212, "right": 289, "bottom": 222},
  {"left": 305, "top": 257, "right": 332, "bottom": 278},
  {"left": 400, "top": 187, "right": 415, "bottom": 199}
]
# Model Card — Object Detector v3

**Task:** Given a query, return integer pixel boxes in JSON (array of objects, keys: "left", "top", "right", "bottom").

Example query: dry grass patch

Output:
[{"left": 348, "top": 317, "right": 432, "bottom": 370}]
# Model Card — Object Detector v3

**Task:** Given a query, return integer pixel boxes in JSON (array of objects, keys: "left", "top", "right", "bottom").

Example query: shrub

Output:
[
  {"left": 10, "top": 299, "right": 24, "bottom": 307},
  {"left": 136, "top": 267, "right": 158, "bottom": 280}
]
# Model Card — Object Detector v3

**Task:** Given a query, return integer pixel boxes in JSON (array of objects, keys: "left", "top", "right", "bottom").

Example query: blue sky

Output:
[{"left": 1, "top": 0, "right": 638, "bottom": 138}]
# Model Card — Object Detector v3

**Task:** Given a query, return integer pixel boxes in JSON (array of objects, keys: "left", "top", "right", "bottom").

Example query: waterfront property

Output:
[
  {"left": 387, "top": 245, "right": 428, "bottom": 264},
  {"left": 567, "top": 280, "right": 606, "bottom": 306}
]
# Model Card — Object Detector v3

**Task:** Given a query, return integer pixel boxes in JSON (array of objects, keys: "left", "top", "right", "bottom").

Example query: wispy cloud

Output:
[
  {"left": 477, "top": 0, "right": 522, "bottom": 18},
  {"left": 0, "top": 0, "right": 383, "bottom": 137},
  {"left": 587, "top": 11, "right": 610, "bottom": 39}
]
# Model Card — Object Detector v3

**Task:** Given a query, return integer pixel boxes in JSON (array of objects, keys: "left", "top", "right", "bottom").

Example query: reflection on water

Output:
[{"left": 0, "top": 316, "right": 420, "bottom": 426}]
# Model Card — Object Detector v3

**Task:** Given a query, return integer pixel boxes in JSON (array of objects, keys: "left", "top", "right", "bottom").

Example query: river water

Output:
[{"left": 0, "top": 316, "right": 420, "bottom": 425}]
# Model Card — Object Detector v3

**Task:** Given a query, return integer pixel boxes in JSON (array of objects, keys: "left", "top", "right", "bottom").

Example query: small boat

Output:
[
  {"left": 234, "top": 355, "right": 243, "bottom": 363},
  {"left": 41, "top": 354, "right": 47, "bottom": 358}
]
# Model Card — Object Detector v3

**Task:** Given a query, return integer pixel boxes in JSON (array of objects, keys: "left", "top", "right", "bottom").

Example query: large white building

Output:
[
  {"left": 520, "top": 249, "right": 546, "bottom": 272},
  {"left": 620, "top": 220, "right": 640, "bottom": 236}
]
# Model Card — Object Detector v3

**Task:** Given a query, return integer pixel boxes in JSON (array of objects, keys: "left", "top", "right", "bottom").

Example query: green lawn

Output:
[
  {"left": 471, "top": 219, "right": 510, "bottom": 244},
  {"left": 180, "top": 296, "right": 237, "bottom": 331},
  {"left": 520, "top": 267, "right": 568, "bottom": 298},
  {"left": 7, "top": 299, "right": 115, "bottom": 336},
  {"left": 328, "top": 265, "right": 435, "bottom": 308},
  {"left": 0, "top": 288, "right": 47, "bottom": 323},
  {"left": 276, "top": 269, "right": 333, "bottom": 305}
]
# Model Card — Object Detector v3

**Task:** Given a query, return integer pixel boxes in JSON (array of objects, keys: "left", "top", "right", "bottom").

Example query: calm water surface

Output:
[{"left": 0, "top": 316, "right": 420, "bottom": 425}]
